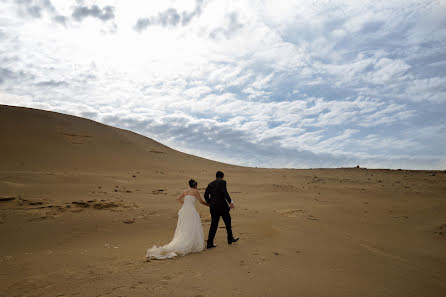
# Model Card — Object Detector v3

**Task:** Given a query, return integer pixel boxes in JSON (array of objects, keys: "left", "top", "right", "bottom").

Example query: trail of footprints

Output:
[{"left": 276, "top": 209, "right": 319, "bottom": 221}]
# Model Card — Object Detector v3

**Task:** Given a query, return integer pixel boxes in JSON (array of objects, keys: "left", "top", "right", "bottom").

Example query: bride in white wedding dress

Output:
[{"left": 146, "top": 179, "right": 209, "bottom": 260}]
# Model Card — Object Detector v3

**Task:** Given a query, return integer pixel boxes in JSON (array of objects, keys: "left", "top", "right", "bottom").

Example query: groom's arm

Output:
[
  {"left": 222, "top": 180, "right": 232, "bottom": 205},
  {"left": 204, "top": 185, "right": 211, "bottom": 204}
]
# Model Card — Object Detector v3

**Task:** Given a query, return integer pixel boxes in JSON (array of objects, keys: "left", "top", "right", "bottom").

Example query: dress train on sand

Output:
[{"left": 146, "top": 195, "right": 204, "bottom": 259}]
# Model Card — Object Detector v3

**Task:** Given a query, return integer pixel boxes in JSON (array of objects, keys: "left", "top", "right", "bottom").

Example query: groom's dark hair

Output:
[{"left": 216, "top": 171, "right": 224, "bottom": 179}]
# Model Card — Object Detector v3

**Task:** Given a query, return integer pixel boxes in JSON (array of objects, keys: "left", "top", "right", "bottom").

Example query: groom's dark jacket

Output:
[{"left": 204, "top": 179, "right": 232, "bottom": 211}]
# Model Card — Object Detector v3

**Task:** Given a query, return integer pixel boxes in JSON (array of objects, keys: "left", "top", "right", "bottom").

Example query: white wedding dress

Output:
[{"left": 146, "top": 195, "right": 205, "bottom": 259}]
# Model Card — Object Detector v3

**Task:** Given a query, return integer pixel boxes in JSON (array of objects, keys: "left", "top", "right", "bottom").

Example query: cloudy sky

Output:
[{"left": 1, "top": 0, "right": 445, "bottom": 169}]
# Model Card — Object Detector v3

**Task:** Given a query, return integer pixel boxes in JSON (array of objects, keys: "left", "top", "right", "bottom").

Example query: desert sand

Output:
[{"left": 1, "top": 104, "right": 445, "bottom": 297}]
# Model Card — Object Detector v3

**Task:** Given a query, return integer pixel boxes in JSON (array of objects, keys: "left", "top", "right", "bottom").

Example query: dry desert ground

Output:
[{"left": 1, "top": 104, "right": 445, "bottom": 297}]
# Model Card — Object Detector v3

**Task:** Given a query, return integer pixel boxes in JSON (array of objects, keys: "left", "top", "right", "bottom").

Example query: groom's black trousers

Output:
[{"left": 207, "top": 207, "right": 233, "bottom": 245}]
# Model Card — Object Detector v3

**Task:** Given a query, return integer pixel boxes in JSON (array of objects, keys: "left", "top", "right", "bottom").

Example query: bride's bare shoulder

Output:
[
  {"left": 184, "top": 188, "right": 196, "bottom": 195},
  {"left": 186, "top": 188, "right": 199, "bottom": 196}
]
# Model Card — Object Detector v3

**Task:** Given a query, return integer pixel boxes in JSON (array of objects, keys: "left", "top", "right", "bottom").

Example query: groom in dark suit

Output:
[{"left": 204, "top": 171, "right": 239, "bottom": 248}]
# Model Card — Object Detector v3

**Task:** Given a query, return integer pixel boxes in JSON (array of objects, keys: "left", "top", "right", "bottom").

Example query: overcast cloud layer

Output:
[{"left": 1, "top": 0, "right": 445, "bottom": 169}]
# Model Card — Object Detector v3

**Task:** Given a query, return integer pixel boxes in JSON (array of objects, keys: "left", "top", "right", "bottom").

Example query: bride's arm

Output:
[
  {"left": 177, "top": 191, "right": 186, "bottom": 204},
  {"left": 196, "top": 190, "right": 209, "bottom": 206}
]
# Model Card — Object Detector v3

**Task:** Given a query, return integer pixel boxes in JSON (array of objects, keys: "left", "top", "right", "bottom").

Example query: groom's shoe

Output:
[
  {"left": 228, "top": 237, "right": 239, "bottom": 245},
  {"left": 207, "top": 243, "right": 217, "bottom": 249}
]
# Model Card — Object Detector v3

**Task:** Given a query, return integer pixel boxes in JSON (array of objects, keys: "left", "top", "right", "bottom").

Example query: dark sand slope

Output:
[{"left": 1, "top": 104, "right": 445, "bottom": 297}]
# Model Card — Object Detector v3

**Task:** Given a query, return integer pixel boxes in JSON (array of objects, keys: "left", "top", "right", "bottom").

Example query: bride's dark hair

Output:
[{"left": 189, "top": 179, "right": 197, "bottom": 188}]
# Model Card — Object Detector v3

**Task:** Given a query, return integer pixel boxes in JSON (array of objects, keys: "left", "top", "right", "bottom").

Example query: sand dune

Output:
[{"left": 1, "top": 104, "right": 445, "bottom": 297}]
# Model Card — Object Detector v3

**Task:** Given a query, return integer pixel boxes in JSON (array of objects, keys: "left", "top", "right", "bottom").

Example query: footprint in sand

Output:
[
  {"left": 72, "top": 200, "right": 90, "bottom": 208},
  {"left": 122, "top": 218, "right": 135, "bottom": 224},
  {"left": 276, "top": 209, "right": 305, "bottom": 218},
  {"left": 93, "top": 201, "right": 120, "bottom": 209},
  {"left": 0, "top": 196, "right": 16, "bottom": 202},
  {"left": 272, "top": 184, "right": 298, "bottom": 192},
  {"left": 393, "top": 215, "right": 409, "bottom": 219},
  {"left": 17, "top": 198, "right": 47, "bottom": 206},
  {"left": 434, "top": 224, "right": 446, "bottom": 238},
  {"left": 306, "top": 215, "right": 319, "bottom": 221}
]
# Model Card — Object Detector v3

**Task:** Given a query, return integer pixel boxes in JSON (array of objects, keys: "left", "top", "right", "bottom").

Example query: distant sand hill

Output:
[
  {"left": 1, "top": 104, "right": 445, "bottom": 297},
  {"left": 0, "top": 104, "right": 228, "bottom": 172}
]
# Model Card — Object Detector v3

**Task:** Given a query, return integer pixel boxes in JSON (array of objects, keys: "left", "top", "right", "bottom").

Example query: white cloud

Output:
[{"left": 1, "top": 0, "right": 445, "bottom": 169}]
